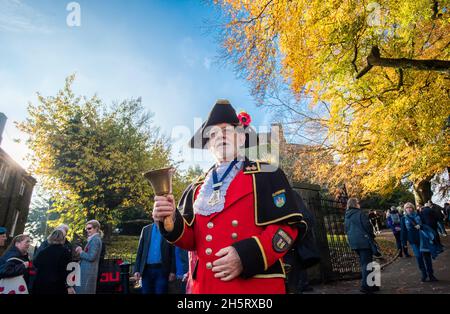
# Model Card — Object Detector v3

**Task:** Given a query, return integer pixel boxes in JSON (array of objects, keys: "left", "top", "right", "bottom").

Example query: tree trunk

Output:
[
  {"left": 413, "top": 179, "right": 433, "bottom": 206},
  {"left": 102, "top": 222, "right": 112, "bottom": 244}
]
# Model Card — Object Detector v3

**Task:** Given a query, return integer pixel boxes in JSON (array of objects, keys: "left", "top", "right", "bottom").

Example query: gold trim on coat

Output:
[
  {"left": 252, "top": 174, "right": 304, "bottom": 226},
  {"left": 168, "top": 216, "right": 186, "bottom": 244}
]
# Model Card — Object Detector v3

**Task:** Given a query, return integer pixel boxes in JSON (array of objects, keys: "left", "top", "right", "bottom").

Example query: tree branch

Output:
[
  {"left": 234, "top": 0, "right": 274, "bottom": 24},
  {"left": 356, "top": 46, "right": 450, "bottom": 79}
]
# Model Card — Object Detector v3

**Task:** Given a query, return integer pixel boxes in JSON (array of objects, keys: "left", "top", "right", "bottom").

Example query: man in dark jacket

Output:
[
  {"left": 133, "top": 223, "right": 176, "bottom": 294},
  {"left": 344, "top": 198, "right": 380, "bottom": 294}
]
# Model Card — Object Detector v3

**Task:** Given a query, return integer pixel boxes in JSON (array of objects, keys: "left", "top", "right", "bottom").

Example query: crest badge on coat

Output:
[
  {"left": 272, "top": 228, "right": 293, "bottom": 253},
  {"left": 272, "top": 189, "right": 286, "bottom": 208}
]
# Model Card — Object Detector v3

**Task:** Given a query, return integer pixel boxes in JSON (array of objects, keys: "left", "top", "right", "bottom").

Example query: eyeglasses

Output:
[{"left": 85, "top": 227, "right": 93, "bottom": 231}]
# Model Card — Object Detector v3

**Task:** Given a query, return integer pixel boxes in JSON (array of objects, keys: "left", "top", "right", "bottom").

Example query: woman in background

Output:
[
  {"left": 401, "top": 202, "right": 439, "bottom": 282},
  {"left": 0, "top": 234, "right": 31, "bottom": 293},
  {"left": 33, "top": 230, "right": 74, "bottom": 294},
  {"left": 75, "top": 220, "right": 103, "bottom": 294}
]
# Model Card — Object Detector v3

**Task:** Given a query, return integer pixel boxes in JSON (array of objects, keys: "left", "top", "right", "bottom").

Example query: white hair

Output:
[
  {"left": 346, "top": 198, "right": 359, "bottom": 210},
  {"left": 56, "top": 224, "right": 69, "bottom": 233}
]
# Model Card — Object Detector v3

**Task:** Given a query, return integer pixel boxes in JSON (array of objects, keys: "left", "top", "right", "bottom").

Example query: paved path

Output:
[{"left": 307, "top": 228, "right": 450, "bottom": 294}]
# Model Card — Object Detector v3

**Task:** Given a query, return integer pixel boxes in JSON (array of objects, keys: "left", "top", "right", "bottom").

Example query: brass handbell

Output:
[{"left": 143, "top": 167, "right": 175, "bottom": 232}]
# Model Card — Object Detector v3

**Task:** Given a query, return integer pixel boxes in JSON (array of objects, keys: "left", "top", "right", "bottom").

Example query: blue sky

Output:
[{"left": 0, "top": 0, "right": 274, "bottom": 170}]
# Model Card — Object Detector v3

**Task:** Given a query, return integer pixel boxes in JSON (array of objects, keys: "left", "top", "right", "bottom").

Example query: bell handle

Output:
[
  {"left": 161, "top": 193, "right": 175, "bottom": 232},
  {"left": 163, "top": 215, "right": 174, "bottom": 232}
]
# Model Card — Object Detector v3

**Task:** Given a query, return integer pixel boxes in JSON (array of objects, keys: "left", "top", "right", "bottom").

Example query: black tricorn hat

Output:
[{"left": 189, "top": 99, "right": 259, "bottom": 149}]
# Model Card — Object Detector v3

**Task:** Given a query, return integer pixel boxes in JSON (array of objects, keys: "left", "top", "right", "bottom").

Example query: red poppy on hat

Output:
[{"left": 237, "top": 111, "right": 251, "bottom": 127}]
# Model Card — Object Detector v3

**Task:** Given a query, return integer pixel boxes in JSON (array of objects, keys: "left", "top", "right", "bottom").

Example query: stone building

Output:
[{"left": 0, "top": 113, "right": 36, "bottom": 254}]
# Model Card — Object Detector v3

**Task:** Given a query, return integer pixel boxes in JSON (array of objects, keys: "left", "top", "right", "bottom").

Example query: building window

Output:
[
  {"left": 0, "top": 162, "right": 9, "bottom": 186},
  {"left": 10, "top": 210, "right": 20, "bottom": 237},
  {"left": 19, "top": 181, "right": 26, "bottom": 196}
]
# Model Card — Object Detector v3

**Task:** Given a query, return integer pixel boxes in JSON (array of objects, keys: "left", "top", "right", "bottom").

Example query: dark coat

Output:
[
  {"left": 291, "top": 190, "right": 320, "bottom": 269},
  {"left": 32, "top": 244, "right": 72, "bottom": 294},
  {"left": 0, "top": 247, "right": 29, "bottom": 283},
  {"left": 33, "top": 239, "right": 73, "bottom": 262},
  {"left": 344, "top": 208, "right": 374, "bottom": 250},
  {"left": 134, "top": 224, "right": 176, "bottom": 275},
  {"left": 421, "top": 206, "right": 439, "bottom": 231}
]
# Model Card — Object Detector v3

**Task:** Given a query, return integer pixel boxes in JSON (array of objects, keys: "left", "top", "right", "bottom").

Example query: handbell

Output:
[{"left": 143, "top": 167, "right": 175, "bottom": 232}]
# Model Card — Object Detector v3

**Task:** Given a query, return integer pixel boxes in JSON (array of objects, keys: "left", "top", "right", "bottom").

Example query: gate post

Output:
[{"left": 119, "top": 262, "right": 131, "bottom": 294}]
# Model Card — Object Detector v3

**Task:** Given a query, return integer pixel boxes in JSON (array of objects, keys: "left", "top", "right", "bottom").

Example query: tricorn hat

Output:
[{"left": 189, "top": 99, "right": 258, "bottom": 149}]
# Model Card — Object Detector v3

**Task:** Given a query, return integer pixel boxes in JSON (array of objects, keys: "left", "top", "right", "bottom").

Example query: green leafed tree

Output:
[{"left": 18, "top": 75, "right": 180, "bottom": 241}]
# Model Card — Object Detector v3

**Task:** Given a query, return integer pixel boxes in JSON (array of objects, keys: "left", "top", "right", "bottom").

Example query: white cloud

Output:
[{"left": 0, "top": 0, "right": 52, "bottom": 33}]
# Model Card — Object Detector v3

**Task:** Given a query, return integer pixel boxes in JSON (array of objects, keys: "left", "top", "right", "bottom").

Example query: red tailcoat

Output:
[{"left": 169, "top": 168, "right": 299, "bottom": 294}]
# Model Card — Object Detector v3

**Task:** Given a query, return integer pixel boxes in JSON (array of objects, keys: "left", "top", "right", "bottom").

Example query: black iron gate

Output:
[
  {"left": 319, "top": 198, "right": 360, "bottom": 280},
  {"left": 293, "top": 183, "right": 360, "bottom": 282}
]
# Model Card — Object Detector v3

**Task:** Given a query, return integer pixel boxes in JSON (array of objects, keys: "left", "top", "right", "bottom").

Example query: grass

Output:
[
  {"left": 326, "top": 233, "right": 397, "bottom": 259},
  {"left": 327, "top": 234, "right": 348, "bottom": 243},
  {"left": 105, "top": 235, "right": 140, "bottom": 263}
]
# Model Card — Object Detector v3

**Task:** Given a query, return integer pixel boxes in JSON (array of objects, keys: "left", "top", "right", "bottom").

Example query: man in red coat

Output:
[{"left": 152, "top": 99, "right": 306, "bottom": 294}]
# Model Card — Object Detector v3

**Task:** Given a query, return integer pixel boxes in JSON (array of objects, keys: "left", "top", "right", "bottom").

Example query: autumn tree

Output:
[
  {"left": 18, "top": 75, "right": 180, "bottom": 240},
  {"left": 215, "top": 0, "right": 450, "bottom": 205}
]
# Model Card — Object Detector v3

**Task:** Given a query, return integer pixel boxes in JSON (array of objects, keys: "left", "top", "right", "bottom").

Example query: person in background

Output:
[
  {"left": 427, "top": 201, "right": 447, "bottom": 237},
  {"left": 170, "top": 247, "right": 189, "bottom": 294},
  {"left": 0, "top": 227, "right": 7, "bottom": 248},
  {"left": 133, "top": 223, "right": 176, "bottom": 294},
  {"left": 0, "top": 234, "right": 32, "bottom": 292},
  {"left": 345, "top": 198, "right": 380, "bottom": 294},
  {"left": 444, "top": 203, "right": 450, "bottom": 227},
  {"left": 185, "top": 251, "right": 197, "bottom": 294},
  {"left": 285, "top": 190, "right": 319, "bottom": 294},
  {"left": 386, "top": 206, "right": 410, "bottom": 257},
  {"left": 397, "top": 202, "right": 405, "bottom": 216},
  {"left": 401, "top": 202, "right": 439, "bottom": 282},
  {"left": 32, "top": 230, "right": 74, "bottom": 294},
  {"left": 421, "top": 202, "right": 442, "bottom": 245},
  {"left": 75, "top": 220, "right": 103, "bottom": 294},
  {"left": 284, "top": 248, "right": 314, "bottom": 294},
  {"left": 33, "top": 224, "right": 72, "bottom": 261},
  {"left": 368, "top": 210, "right": 380, "bottom": 235}
]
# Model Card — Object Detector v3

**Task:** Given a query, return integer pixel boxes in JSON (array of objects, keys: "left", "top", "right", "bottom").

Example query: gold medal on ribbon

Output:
[{"left": 207, "top": 189, "right": 221, "bottom": 206}]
